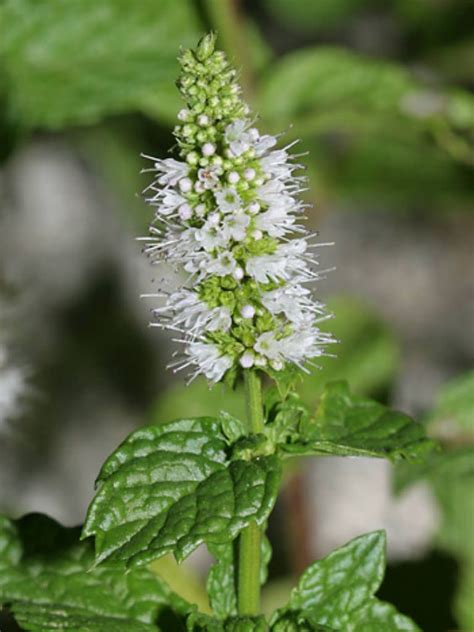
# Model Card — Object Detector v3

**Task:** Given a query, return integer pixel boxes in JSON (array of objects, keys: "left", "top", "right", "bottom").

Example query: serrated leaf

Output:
[
  {"left": 0, "top": 0, "right": 201, "bottom": 130},
  {"left": 0, "top": 513, "right": 189, "bottom": 632},
  {"left": 83, "top": 417, "right": 281, "bottom": 566},
  {"left": 207, "top": 536, "right": 272, "bottom": 618},
  {"left": 349, "top": 599, "right": 421, "bottom": 631},
  {"left": 276, "top": 531, "right": 420, "bottom": 631},
  {"left": 281, "top": 381, "right": 435, "bottom": 462},
  {"left": 10, "top": 603, "right": 157, "bottom": 632},
  {"left": 290, "top": 531, "right": 386, "bottom": 622}
]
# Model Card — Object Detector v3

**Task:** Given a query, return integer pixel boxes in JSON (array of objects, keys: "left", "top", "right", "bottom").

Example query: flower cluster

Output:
[{"left": 142, "top": 33, "right": 335, "bottom": 384}]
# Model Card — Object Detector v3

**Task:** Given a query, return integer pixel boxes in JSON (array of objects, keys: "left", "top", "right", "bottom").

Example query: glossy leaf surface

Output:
[
  {"left": 83, "top": 417, "right": 281, "bottom": 566},
  {"left": 0, "top": 513, "right": 189, "bottom": 632},
  {"left": 281, "top": 381, "right": 436, "bottom": 462}
]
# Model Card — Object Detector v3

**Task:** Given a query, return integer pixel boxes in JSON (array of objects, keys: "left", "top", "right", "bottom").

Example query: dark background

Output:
[{"left": 0, "top": 1, "right": 473, "bottom": 630}]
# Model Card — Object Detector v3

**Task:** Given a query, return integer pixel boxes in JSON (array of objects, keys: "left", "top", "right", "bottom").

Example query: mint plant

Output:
[{"left": 0, "top": 34, "right": 437, "bottom": 631}]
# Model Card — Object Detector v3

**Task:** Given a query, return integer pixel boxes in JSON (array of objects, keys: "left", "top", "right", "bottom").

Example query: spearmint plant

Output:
[{"left": 0, "top": 34, "right": 437, "bottom": 632}]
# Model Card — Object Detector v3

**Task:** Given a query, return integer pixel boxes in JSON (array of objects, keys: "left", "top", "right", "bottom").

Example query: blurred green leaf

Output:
[
  {"left": 258, "top": 47, "right": 473, "bottom": 207},
  {"left": 0, "top": 0, "right": 201, "bottom": 130},
  {"left": 262, "top": 0, "right": 372, "bottom": 32},
  {"left": 426, "top": 39, "right": 474, "bottom": 83},
  {"left": 153, "top": 379, "right": 247, "bottom": 424},
  {"left": 272, "top": 531, "right": 420, "bottom": 631},
  {"left": 281, "top": 381, "right": 436, "bottom": 462},
  {"left": 394, "top": 371, "right": 474, "bottom": 631},
  {"left": 427, "top": 370, "right": 474, "bottom": 437},
  {"left": 455, "top": 562, "right": 474, "bottom": 631},
  {"left": 0, "top": 513, "right": 189, "bottom": 632},
  {"left": 298, "top": 297, "right": 399, "bottom": 408}
]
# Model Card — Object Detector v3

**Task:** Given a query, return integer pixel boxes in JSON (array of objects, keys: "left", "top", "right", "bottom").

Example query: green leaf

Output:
[
  {"left": 258, "top": 47, "right": 416, "bottom": 128},
  {"left": 153, "top": 379, "right": 246, "bottom": 426},
  {"left": 207, "top": 536, "right": 272, "bottom": 618},
  {"left": 275, "top": 531, "right": 420, "bottom": 631},
  {"left": 258, "top": 47, "right": 473, "bottom": 208},
  {"left": 271, "top": 610, "right": 334, "bottom": 630},
  {"left": 290, "top": 531, "right": 385, "bottom": 622},
  {"left": 0, "top": 513, "right": 189, "bottom": 632},
  {"left": 455, "top": 562, "right": 474, "bottom": 631},
  {"left": 297, "top": 297, "right": 399, "bottom": 406},
  {"left": 280, "top": 381, "right": 436, "bottom": 462},
  {"left": 262, "top": 0, "right": 371, "bottom": 32},
  {"left": 427, "top": 370, "right": 474, "bottom": 437},
  {"left": 186, "top": 611, "right": 267, "bottom": 631},
  {"left": 348, "top": 599, "right": 422, "bottom": 631},
  {"left": 83, "top": 417, "right": 281, "bottom": 566},
  {"left": 0, "top": 0, "right": 201, "bottom": 130},
  {"left": 394, "top": 446, "right": 474, "bottom": 494}
]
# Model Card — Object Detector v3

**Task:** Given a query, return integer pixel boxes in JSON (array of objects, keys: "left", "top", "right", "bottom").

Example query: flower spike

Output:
[{"left": 141, "top": 33, "right": 335, "bottom": 384}]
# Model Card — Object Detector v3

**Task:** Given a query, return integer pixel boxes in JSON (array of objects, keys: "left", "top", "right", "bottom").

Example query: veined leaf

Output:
[
  {"left": 207, "top": 536, "right": 272, "bottom": 618},
  {"left": 0, "top": 513, "right": 189, "bottom": 632},
  {"left": 280, "top": 381, "right": 436, "bottom": 462},
  {"left": 271, "top": 610, "right": 335, "bottom": 630},
  {"left": 0, "top": 0, "right": 201, "bottom": 129},
  {"left": 274, "top": 531, "right": 420, "bottom": 631},
  {"left": 82, "top": 417, "right": 281, "bottom": 566},
  {"left": 186, "top": 611, "right": 268, "bottom": 631}
]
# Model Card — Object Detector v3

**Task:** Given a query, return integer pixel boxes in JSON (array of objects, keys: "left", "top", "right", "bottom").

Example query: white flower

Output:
[
  {"left": 156, "top": 191, "right": 187, "bottom": 216},
  {"left": 215, "top": 188, "right": 242, "bottom": 214},
  {"left": 253, "top": 134, "right": 277, "bottom": 156},
  {"left": 254, "top": 332, "right": 282, "bottom": 362},
  {"left": 261, "top": 284, "right": 323, "bottom": 326},
  {"left": 186, "top": 342, "right": 233, "bottom": 382},
  {"left": 225, "top": 120, "right": 251, "bottom": 156},
  {"left": 152, "top": 158, "right": 188, "bottom": 186},
  {"left": 207, "top": 251, "right": 239, "bottom": 277},
  {"left": 260, "top": 149, "right": 291, "bottom": 179},
  {"left": 257, "top": 180, "right": 294, "bottom": 209},
  {"left": 0, "top": 346, "right": 28, "bottom": 431},
  {"left": 198, "top": 165, "right": 221, "bottom": 190},
  {"left": 222, "top": 211, "right": 250, "bottom": 242},
  {"left": 255, "top": 205, "right": 295, "bottom": 238},
  {"left": 196, "top": 221, "right": 229, "bottom": 251}
]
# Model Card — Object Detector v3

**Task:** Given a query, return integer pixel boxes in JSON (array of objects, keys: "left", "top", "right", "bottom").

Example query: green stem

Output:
[
  {"left": 244, "top": 368, "right": 264, "bottom": 434},
  {"left": 238, "top": 370, "right": 264, "bottom": 615}
]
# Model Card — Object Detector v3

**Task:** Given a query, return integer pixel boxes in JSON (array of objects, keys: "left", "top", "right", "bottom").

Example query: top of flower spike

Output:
[{"left": 142, "top": 33, "right": 335, "bottom": 385}]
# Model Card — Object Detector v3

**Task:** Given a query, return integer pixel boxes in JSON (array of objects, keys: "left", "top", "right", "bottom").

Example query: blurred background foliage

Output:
[{"left": 0, "top": 1, "right": 472, "bottom": 631}]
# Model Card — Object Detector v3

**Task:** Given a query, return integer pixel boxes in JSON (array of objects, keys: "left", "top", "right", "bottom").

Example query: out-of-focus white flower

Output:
[{"left": 0, "top": 345, "right": 28, "bottom": 431}]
